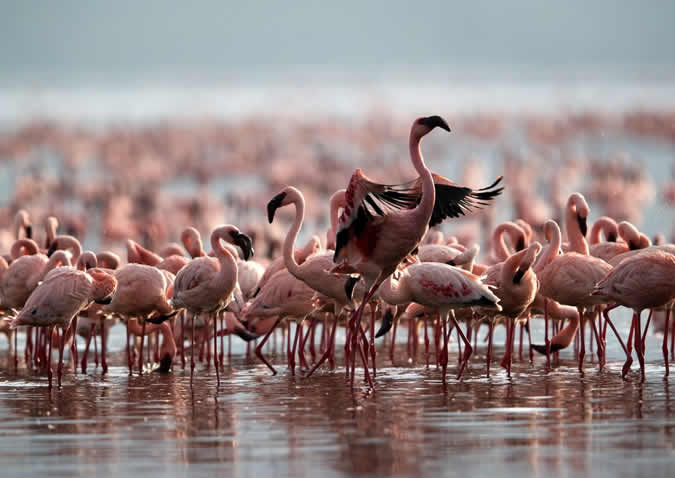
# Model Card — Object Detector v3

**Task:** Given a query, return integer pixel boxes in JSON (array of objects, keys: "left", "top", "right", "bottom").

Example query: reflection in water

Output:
[{"left": 0, "top": 330, "right": 674, "bottom": 478}]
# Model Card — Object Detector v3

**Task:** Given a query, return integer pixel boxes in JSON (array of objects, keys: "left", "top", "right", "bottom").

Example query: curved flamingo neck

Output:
[
  {"left": 0, "top": 256, "right": 7, "bottom": 282},
  {"left": 210, "top": 228, "right": 238, "bottom": 292},
  {"left": 565, "top": 197, "right": 589, "bottom": 255},
  {"left": 501, "top": 248, "right": 528, "bottom": 281},
  {"left": 54, "top": 235, "right": 82, "bottom": 265},
  {"left": 45, "top": 217, "right": 59, "bottom": 248},
  {"left": 492, "top": 222, "right": 523, "bottom": 261},
  {"left": 327, "top": 189, "right": 346, "bottom": 249},
  {"left": 590, "top": 217, "right": 617, "bottom": 244},
  {"left": 283, "top": 189, "right": 306, "bottom": 280},
  {"left": 43, "top": 250, "right": 71, "bottom": 275},
  {"left": 378, "top": 274, "right": 409, "bottom": 306},
  {"left": 535, "top": 222, "right": 562, "bottom": 272},
  {"left": 10, "top": 239, "right": 39, "bottom": 260},
  {"left": 409, "top": 130, "right": 435, "bottom": 226}
]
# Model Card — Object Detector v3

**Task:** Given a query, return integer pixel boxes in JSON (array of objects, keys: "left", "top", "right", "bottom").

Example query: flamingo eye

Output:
[{"left": 31, "top": 308, "right": 38, "bottom": 315}]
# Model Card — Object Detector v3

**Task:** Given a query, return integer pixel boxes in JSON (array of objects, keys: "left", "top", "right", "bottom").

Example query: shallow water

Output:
[{"left": 0, "top": 314, "right": 674, "bottom": 478}]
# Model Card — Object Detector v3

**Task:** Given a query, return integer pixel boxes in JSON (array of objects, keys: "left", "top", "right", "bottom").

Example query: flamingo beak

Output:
[
  {"left": 375, "top": 308, "right": 395, "bottom": 338},
  {"left": 421, "top": 115, "right": 451, "bottom": 132},
  {"left": 47, "top": 242, "right": 58, "bottom": 257},
  {"left": 267, "top": 192, "right": 286, "bottom": 223},
  {"left": 25, "top": 224, "right": 33, "bottom": 239},
  {"left": 233, "top": 232, "right": 254, "bottom": 260},
  {"left": 344, "top": 275, "right": 360, "bottom": 301},
  {"left": 516, "top": 236, "right": 526, "bottom": 252},
  {"left": 577, "top": 215, "right": 588, "bottom": 237},
  {"left": 233, "top": 326, "right": 258, "bottom": 342},
  {"left": 94, "top": 294, "right": 113, "bottom": 305}
]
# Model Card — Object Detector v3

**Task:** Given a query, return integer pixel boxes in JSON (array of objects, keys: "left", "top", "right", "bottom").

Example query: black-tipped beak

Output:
[
  {"left": 577, "top": 215, "right": 588, "bottom": 237},
  {"left": 234, "top": 326, "right": 258, "bottom": 342},
  {"left": 375, "top": 309, "right": 395, "bottom": 338},
  {"left": 344, "top": 275, "right": 359, "bottom": 301},
  {"left": 94, "top": 295, "right": 113, "bottom": 305},
  {"left": 47, "top": 243, "right": 58, "bottom": 257},
  {"left": 267, "top": 192, "right": 286, "bottom": 224},
  {"left": 513, "top": 268, "right": 525, "bottom": 285},
  {"left": 157, "top": 354, "right": 172, "bottom": 373},
  {"left": 531, "top": 343, "right": 564, "bottom": 355},
  {"left": 421, "top": 115, "right": 451, "bottom": 132},
  {"left": 25, "top": 224, "right": 33, "bottom": 239},
  {"left": 233, "top": 232, "right": 254, "bottom": 260},
  {"left": 146, "top": 310, "right": 178, "bottom": 324},
  {"left": 446, "top": 260, "right": 456, "bottom": 267},
  {"left": 606, "top": 232, "right": 617, "bottom": 243}
]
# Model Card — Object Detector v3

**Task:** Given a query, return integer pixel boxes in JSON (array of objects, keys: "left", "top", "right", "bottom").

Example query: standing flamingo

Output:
[
  {"left": 266, "top": 186, "right": 360, "bottom": 376},
  {"left": 10, "top": 268, "right": 117, "bottom": 387},
  {"left": 333, "top": 115, "right": 502, "bottom": 385},
  {"left": 592, "top": 250, "right": 675, "bottom": 380},
  {"left": 375, "top": 261, "right": 501, "bottom": 383},
  {"left": 169, "top": 224, "right": 254, "bottom": 384}
]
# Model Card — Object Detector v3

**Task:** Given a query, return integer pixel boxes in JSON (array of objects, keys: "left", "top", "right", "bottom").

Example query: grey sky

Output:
[{"left": 1, "top": 1, "right": 674, "bottom": 84}]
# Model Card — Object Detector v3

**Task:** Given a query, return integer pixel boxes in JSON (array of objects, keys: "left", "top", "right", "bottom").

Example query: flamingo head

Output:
[
  {"left": 230, "top": 230, "right": 254, "bottom": 260},
  {"left": 414, "top": 115, "right": 451, "bottom": 137},
  {"left": 267, "top": 191, "right": 287, "bottom": 223},
  {"left": 88, "top": 268, "right": 118, "bottom": 305}
]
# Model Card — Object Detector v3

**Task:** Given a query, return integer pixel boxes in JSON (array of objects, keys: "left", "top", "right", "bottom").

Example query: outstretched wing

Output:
[{"left": 335, "top": 169, "right": 503, "bottom": 260}]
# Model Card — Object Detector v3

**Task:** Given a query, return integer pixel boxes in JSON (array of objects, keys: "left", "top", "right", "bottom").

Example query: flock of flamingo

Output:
[{"left": 0, "top": 115, "right": 674, "bottom": 389}]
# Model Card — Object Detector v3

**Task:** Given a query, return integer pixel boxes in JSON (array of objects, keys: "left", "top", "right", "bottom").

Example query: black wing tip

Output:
[{"left": 375, "top": 308, "right": 395, "bottom": 338}]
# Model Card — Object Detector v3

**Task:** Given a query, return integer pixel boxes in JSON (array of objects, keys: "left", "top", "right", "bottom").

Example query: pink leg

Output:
[
  {"left": 214, "top": 316, "right": 220, "bottom": 385},
  {"left": 93, "top": 332, "right": 99, "bottom": 368},
  {"left": 423, "top": 316, "right": 430, "bottom": 368},
  {"left": 57, "top": 327, "right": 66, "bottom": 387},
  {"left": 255, "top": 318, "right": 282, "bottom": 374},
  {"left": 434, "top": 317, "right": 441, "bottom": 368},
  {"left": 590, "top": 319, "right": 604, "bottom": 371},
  {"left": 486, "top": 322, "right": 493, "bottom": 377},
  {"left": 518, "top": 324, "right": 524, "bottom": 361},
  {"left": 25, "top": 327, "right": 33, "bottom": 368},
  {"left": 370, "top": 306, "right": 376, "bottom": 377},
  {"left": 635, "top": 311, "right": 646, "bottom": 382},
  {"left": 138, "top": 320, "right": 146, "bottom": 375},
  {"left": 578, "top": 309, "right": 586, "bottom": 374},
  {"left": 306, "top": 316, "right": 338, "bottom": 377},
  {"left": 526, "top": 321, "right": 534, "bottom": 363},
  {"left": 47, "top": 326, "right": 54, "bottom": 389},
  {"left": 450, "top": 313, "right": 473, "bottom": 379},
  {"left": 544, "top": 299, "right": 551, "bottom": 370},
  {"left": 191, "top": 315, "right": 196, "bottom": 383},
  {"left": 663, "top": 307, "right": 670, "bottom": 378},
  {"left": 219, "top": 315, "right": 224, "bottom": 367},
  {"left": 641, "top": 309, "right": 653, "bottom": 351},
  {"left": 289, "top": 322, "right": 302, "bottom": 375},
  {"left": 126, "top": 323, "right": 133, "bottom": 374},
  {"left": 101, "top": 322, "right": 108, "bottom": 374},
  {"left": 82, "top": 324, "right": 94, "bottom": 374},
  {"left": 180, "top": 313, "right": 186, "bottom": 368},
  {"left": 70, "top": 316, "right": 78, "bottom": 373},
  {"left": 440, "top": 320, "right": 448, "bottom": 385},
  {"left": 623, "top": 312, "right": 636, "bottom": 379}
]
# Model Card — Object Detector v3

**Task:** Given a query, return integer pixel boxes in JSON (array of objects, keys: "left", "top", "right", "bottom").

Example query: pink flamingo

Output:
[
  {"left": 590, "top": 220, "right": 641, "bottom": 262},
  {"left": 325, "top": 188, "right": 347, "bottom": 250},
  {"left": 535, "top": 212, "right": 612, "bottom": 372},
  {"left": 169, "top": 224, "right": 254, "bottom": 384},
  {"left": 10, "top": 268, "right": 117, "bottom": 387},
  {"left": 334, "top": 115, "right": 502, "bottom": 386},
  {"left": 592, "top": 250, "right": 675, "bottom": 380},
  {"left": 375, "top": 260, "right": 501, "bottom": 383},
  {"left": 243, "top": 268, "right": 316, "bottom": 375},
  {"left": 266, "top": 186, "right": 360, "bottom": 376},
  {"left": 103, "top": 263, "right": 175, "bottom": 374},
  {"left": 480, "top": 242, "right": 542, "bottom": 377}
]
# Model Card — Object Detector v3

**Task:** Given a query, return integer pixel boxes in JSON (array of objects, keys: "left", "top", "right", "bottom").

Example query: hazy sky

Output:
[{"left": 1, "top": 1, "right": 674, "bottom": 84}]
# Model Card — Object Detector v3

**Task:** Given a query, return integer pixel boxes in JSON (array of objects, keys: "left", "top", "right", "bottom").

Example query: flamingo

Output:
[
  {"left": 592, "top": 250, "right": 675, "bottom": 380},
  {"left": 333, "top": 115, "right": 503, "bottom": 385},
  {"left": 590, "top": 220, "right": 641, "bottom": 262},
  {"left": 266, "top": 186, "right": 360, "bottom": 376},
  {"left": 10, "top": 268, "right": 117, "bottom": 387},
  {"left": 168, "top": 224, "right": 254, "bottom": 384},
  {"left": 479, "top": 242, "right": 542, "bottom": 377},
  {"left": 535, "top": 214, "right": 612, "bottom": 372},
  {"left": 375, "top": 260, "right": 501, "bottom": 383},
  {"left": 126, "top": 318, "right": 177, "bottom": 373}
]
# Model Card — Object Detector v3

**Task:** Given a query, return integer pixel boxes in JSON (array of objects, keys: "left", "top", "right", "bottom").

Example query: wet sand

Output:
[{"left": 0, "top": 314, "right": 673, "bottom": 478}]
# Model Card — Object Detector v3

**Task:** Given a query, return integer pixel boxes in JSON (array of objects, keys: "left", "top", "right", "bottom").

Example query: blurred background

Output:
[{"left": 0, "top": 1, "right": 673, "bottom": 255}]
